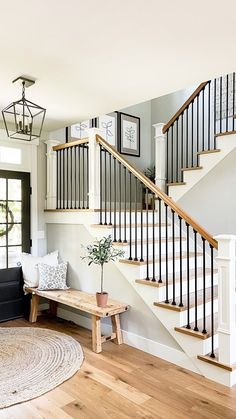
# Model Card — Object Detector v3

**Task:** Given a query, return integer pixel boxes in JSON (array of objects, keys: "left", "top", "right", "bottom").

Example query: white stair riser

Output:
[
  {"left": 179, "top": 299, "right": 218, "bottom": 324},
  {"left": 117, "top": 240, "right": 187, "bottom": 257},
  {"left": 157, "top": 275, "right": 218, "bottom": 300},
  {"left": 137, "top": 255, "right": 205, "bottom": 277}
]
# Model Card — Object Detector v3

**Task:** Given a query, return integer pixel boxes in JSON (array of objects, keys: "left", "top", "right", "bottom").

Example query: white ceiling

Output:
[{"left": 0, "top": 0, "right": 235, "bottom": 131}]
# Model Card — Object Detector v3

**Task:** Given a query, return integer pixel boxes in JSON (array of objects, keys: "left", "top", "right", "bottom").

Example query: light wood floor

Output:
[{"left": 1, "top": 317, "right": 236, "bottom": 419}]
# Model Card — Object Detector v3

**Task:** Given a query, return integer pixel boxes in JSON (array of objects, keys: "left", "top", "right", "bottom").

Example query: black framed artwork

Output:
[
  {"left": 95, "top": 112, "right": 119, "bottom": 149},
  {"left": 119, "top": 112, "right": 140, "bottom": 157}
]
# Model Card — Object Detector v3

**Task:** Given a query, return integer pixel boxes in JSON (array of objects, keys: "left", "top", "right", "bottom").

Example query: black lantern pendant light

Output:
[{"left": 2, "top": 76, "right": 46, "bottom": 141}]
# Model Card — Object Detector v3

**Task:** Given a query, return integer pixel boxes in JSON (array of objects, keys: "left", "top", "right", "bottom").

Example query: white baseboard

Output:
[{"left": 57, "top": 306, "right": 199, "bottom": 373}]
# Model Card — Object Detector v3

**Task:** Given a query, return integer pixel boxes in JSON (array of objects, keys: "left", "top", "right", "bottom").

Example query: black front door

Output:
[{"left": 0, "top": 170, "right": 30, "bottom": 321}]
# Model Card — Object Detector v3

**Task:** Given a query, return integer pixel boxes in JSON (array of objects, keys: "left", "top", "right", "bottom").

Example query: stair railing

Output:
[
  {"left": 163, "top": 72, "right": 236, "bottom": 186},
  {"left": 53, "top": 138, "right": 89, "bottom": 210},
  {"left": 96, "top": 133, "right": 217, "bottom": 358}
]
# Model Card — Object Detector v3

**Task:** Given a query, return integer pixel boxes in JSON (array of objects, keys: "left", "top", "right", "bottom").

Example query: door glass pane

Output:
[
  {"left": 0, "top": 247, "right": 6, "bottom": 269},
  {"left": 8, "top": 201, "right": 22, "bottom": 223},
  {"left": 0, "top": 226, "right": 7, "bottom": 246},
  {"left": 8, "top": 246, "right": 22, "bottom": 268},
  {"left": 0, "top": 179, "right": 6, "bottom": 200},
  {"left": 8, "top": 179, "right": 21, "bottom": 201},
  {"left": 0, "top": 201, "right": 6, "bottom": 223},
  {"left": 8, "top": 224, "right": 22, "bottom": 246}
]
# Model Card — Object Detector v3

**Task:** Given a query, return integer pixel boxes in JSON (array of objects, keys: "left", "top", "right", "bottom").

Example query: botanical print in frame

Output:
[
  {"left": 120, "top": 112, "right": 140, "bottom": 157},
  {"left": 96, "top": 112, "right": 118, "bottom": 148},
  {"left": 68, "top": 120, "right": 93, "bottom": 141}
]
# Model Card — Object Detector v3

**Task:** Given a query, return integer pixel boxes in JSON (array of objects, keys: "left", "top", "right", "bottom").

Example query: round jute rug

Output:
[{"left": 0, "top": 327, "right": 84, "bottom": 409}]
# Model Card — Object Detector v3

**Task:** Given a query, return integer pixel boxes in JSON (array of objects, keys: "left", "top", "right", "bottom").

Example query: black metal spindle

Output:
[
  {"left": 220, "top": 76, "right": 222, "bottom": 133},
  {"left": 70, "top": 147, "right": 73, "bottom": 209},
  {"left": 191, "top": 101, "right": 194, "bottom": 166},
  {"left": 66, "top": 148, "right": 69, "bottom": 209},
  {"left": 178, "top": 216, "right": 183, "bottom": 307},
  {"left": 119, "top": 162, "right": 122, "bottom": 242},
  {"left": 186, "top": 107, "right": 189, "bottom": 168},
  {"left": 181, "top": 114, "right": 184, "bottom": 181},
  {"left": 104, "top": 150, "right": 107, "bottom": 225},
  {"left": 186, "top": 223, "right": 190, "bottom": 328},
  {"left": 176, "top": 119, "right": 179, "bottom": 182},
  {"left": 134, "top": 177, "right": 138, "bottom": 260},
  {"left": 140, "top": 187, "right": 144, "bottom": 262},
  {"left": 202, "top": 88, "right": 205, "bottom": 151},
  {"left": 63, "top": 149, "right": 65, "bottom": 209},
  {"left": 196, "top": 94, "right": 199, "bottom": 165},
  {"left": 86, "top": 145, "right": 89, "bottom": 208},
  {"left": 59, "top": 150, "right": 62, "bottom": 209},
  {"left": 171, "top": 126, "right": 174, "bottom": 183},
  {"left": 56, "top": 151, "right": 59, "bottom": 209},
  {"left": 82, "top": 145, "right": 85, "bottom": 209},
  {"left": 226, "top": 74, "right": 229, "bottom": 132},
  {"left": 146, "top": 188, "right": 149, "bottom": 280},
  {"left": 202, "top": 238, "right": 207, "bottom": 334},
  {"left": 158, "top": 198, "right": 162, "bottom": 283},
  {"left": 214, "top": 78, "right": 216, "bottom": 147},
  {"left": 166, "top": 130, "right": 169, "bottom": 183},
  {"left": 165, "top": 203, "right": 169, "bottom": 303},
  {"left": 114, "top": 157, "right": 117, "bottom": 241},
  {"left": 99, "top": 145, "right": 103, "bottom": 224},
  {"left": 124, "top": 166, "right": 127, "bottom": 241},
  {"left": 208, "top": 82, "right": 211, "bottom": 150},
  {"left": 128, "top": 172, "right": 132, "bottom": 259},
  {"left": 172, "top": 210, "right": 176, "bottom": 305},
  {"left": 109, "top": 153, "right": 112, "bottom": 225},
  {"left": 74, "top": 147, "right": 77, "bottom": 209},
  {"left": 193, "top": 230, "right": 198, "bottom": 331},
  {"left": 233, "top": 73, "right": 235, "bottom": 131},
  {"left": 152, "top": 196, "right": 155, "bottom": 281},
  {"left": 78, "top": 145, "right": 81, "bottom": 209},
  {"left": 210, "top": 245, "right": 215, "bottom": 358}
]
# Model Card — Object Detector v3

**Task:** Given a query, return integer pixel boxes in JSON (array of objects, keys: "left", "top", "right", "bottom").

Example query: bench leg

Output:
[
  {"left": 92, "top": 315, "right": 102, "bottom": 353},
  {"left": 111, "top": 314, "right": 123, "bottom": 345},
  {"left": 29, "top": 294, "right": 40, "bottom": 323},
  {"left": 49, "top": 300, "right": 58, "bottom": 317}
]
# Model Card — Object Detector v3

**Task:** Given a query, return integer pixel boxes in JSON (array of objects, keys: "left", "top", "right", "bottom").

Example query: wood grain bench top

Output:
[{"left": 25, "top": 287, "right": 130, "bottom": 318}]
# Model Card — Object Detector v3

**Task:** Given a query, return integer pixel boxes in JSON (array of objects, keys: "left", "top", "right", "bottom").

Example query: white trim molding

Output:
[{"left": 153, "top": 123, "right": 166, "bottom": 192}]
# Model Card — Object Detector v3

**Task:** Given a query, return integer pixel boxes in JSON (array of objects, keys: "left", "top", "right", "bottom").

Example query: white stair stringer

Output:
[
  {"left": 85, "top": 218, "right": 236, "bottom": 387},
  {"left": 169, "top": 133, "right": 236, "bottom": 201}
]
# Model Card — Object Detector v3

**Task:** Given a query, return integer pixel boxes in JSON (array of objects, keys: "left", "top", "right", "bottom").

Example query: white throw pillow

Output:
[
  {"left": 37, "top": 262, "right": 69, "bottom": 291},
  {"left": 21, "top": 251, "right": 59, "bottom": 288}
]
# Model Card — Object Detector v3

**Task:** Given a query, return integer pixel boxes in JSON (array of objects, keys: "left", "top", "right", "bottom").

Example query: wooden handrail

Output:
[
  {"left": 162, "top": 81, "right": 210, "bottom": 134},
  {"left": 96, "top": 134, "right": 217, "bottom": 249},
  {"left": 53, "top": 138, "right": 89, "bottom": 151}
]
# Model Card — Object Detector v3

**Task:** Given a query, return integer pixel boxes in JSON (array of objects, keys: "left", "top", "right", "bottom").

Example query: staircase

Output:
[{"left": 46, "top": 71, "right": 236, "bottom": 387}]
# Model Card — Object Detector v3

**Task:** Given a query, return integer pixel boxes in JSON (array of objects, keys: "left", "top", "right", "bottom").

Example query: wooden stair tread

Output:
[
  {"left": 113, "top": 236, "right": 186, "bottom": 246},
  {"left": 154, "top": 285, "right": 218, "bottom": 312},
  {"left": 215, "top": 130, "right": 236, "bottom": 137},
  {"left": 166, "top": 182, "right": 186, "bottom": 187},
  {"left": 197, "top": 351, "right": 236, "bottom": 371},
  {"left": 120, "top": 251, "right": 203, "bottom": 266},
  {"left": 181, "top": 166, "right": 203, "bottom": 171},
  {"left": 175, "top": 312, "right": 218, "bottom": 340},
  {"left": 135, "top": 267, "right": 217, "bottom": 287},
  {"left": 197, "top": 149, "right": 220, "bottom": 155}
]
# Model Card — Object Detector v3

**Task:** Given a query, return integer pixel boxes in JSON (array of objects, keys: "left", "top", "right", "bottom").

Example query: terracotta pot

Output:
[{"left": 96, "top": 292, "right": 108, "bottom": 307}]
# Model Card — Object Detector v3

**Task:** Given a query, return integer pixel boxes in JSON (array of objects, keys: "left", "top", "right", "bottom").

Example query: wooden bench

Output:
[{"left": 26, "top": 287, "right": 129, "bottom": 353}]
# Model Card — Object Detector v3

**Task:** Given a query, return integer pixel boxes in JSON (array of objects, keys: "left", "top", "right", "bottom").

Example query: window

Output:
[
  {"left": 0, "top": 171, "right": 30, "bottom": 269},
  {"left": 0, "top": 146, "right": 21, "bottom": 165}
]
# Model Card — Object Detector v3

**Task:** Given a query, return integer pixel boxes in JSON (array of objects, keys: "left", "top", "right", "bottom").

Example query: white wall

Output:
[
  {"left": 46, "top": 222, "right": 181, "bottom": 350},
  {"left": 178, "top": 148, "right": 236, "bottom": 235}
]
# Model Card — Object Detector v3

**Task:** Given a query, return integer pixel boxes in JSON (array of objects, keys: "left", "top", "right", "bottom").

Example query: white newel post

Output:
[
  {"left": 45, "top": 139, "right": 60, "bottom": 209},
  {"left": 87, "top": 128, "right": 104, "bottom": 209},
  {"left": 214, "top": 235, "right": 236, "bottom": 365},
  {"left": 153, "top": 123, "right": 166, "bottom": 192}
]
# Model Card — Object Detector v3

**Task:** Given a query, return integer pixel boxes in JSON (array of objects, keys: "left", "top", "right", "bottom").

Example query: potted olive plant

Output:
[{"left": 82, "top": 235, "right": 124, "bottom": 307}]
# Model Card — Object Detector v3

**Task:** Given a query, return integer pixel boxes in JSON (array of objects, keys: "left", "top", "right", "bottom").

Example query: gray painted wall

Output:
[{"left": 47, "top": 223, "right": 181, "bottom": 350}]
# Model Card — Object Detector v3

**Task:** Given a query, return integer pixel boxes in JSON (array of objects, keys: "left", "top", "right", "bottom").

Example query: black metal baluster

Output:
[
  {"left": 208, "top": 82, "right": 211, "bottom": 150},
  {"left": 119, "top": 162, "right": 122, "bottom": 242},
  {"left": 202, "top": 88, "right": 205, "bottom": 151},
  {"left": 124, "top": 167, "right": 127, "bottom": 241},
  {"left": 176, "top": 119, "right": 179, "bottom": 182},
  {"left": 128, "top": 172, "right": 132, "bottom": 260},
  {"left": 172, "top": 210, "right": 176, "bottom": 305},
  {"left": 104, "top": 150, "right": 107, "bottom": 225},
  {"left": 99, "top": 145, "right": 103, "bottom": 224},
  {"left": 140, "top": 185, "right": 144, "bottom": 262},
  {"left": 70, "top": 147, "right": 73, "bottom": 209},
  {"left": 114, "top": 157, "right": 117, "bottom": 241},
  {"left": 146, "top": 188, "right": 149, "bottom": 280},
  {"left": 181, "top": 114, "right": 184, "bottom": 181},
  {"left": 186, "top": 107, "right": 189, "bottom": 168},
  {"left": 63, "top": 149, "right": 65, "bottom": 209},
  {"left": 171, "top": 126, "right": 174, "bottom": 183},
  {"left": 210, "top": 245, "right": 215, "bottom": 358},
  {"left": 202, "top": 237, "right": 207, "bottom": 334},
  {"left": 66, "top": 148, "right": 69, "bottom": 209},
  {"left": 78, "top": 146, "right": 81, "bottom": 209},
  {"left": 158, "top": 198, "right": 162, "bottom": 283},
  {"left": 109, "top": 153, "right": 112, "bottom": 225},
  {"left": 193, "top": 230, "right": 198, "bottom": 331},
  {"left": 226, "top": 74, "right": 229, "bottom": 132},
  {"left": 165, "top": 203, "right": 169, "bottom": 303},
  {"left": 220, "top": 76, "right": 222, "bottom": 133},
  {"left": 191, "top": 101, "right": 194, "bottom": 167},
  {"left": 233, "top": 73, "right": 235, "bottom": 131},
  {"left": 86, "top": 145, "right": 89, "bottom": 208},
  {"left": 179, "top": 216, "right": 183, "bottom": 307},
  {"left": 214, "top": 78, "right": 216, "bottom": 147},
  {"left": 186, "top": 223, "right": 191, "bottom": 328},
  {"left": 59, "top": 150, "right": 62, "bottom": 209},
  {"left": 152, "top": 196, "right": 155, "bottom": 281},
  {"left": 56, "top": 151, "right": 59, "bottom": 209},
  {"left": 196, "top": 94, "right": 199, "bottom": 165},
  {"left": 74, "top": 147, "right": 77, "bottom": 209},
  {"left": 134, "top": 177, "right": 138, "bottom": 260},
  {"left": 82, "top": 145, "right": 85, "bottom": 209},
  {"left": 166, "top": 130, "right": 169, "bottom": 184}
]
